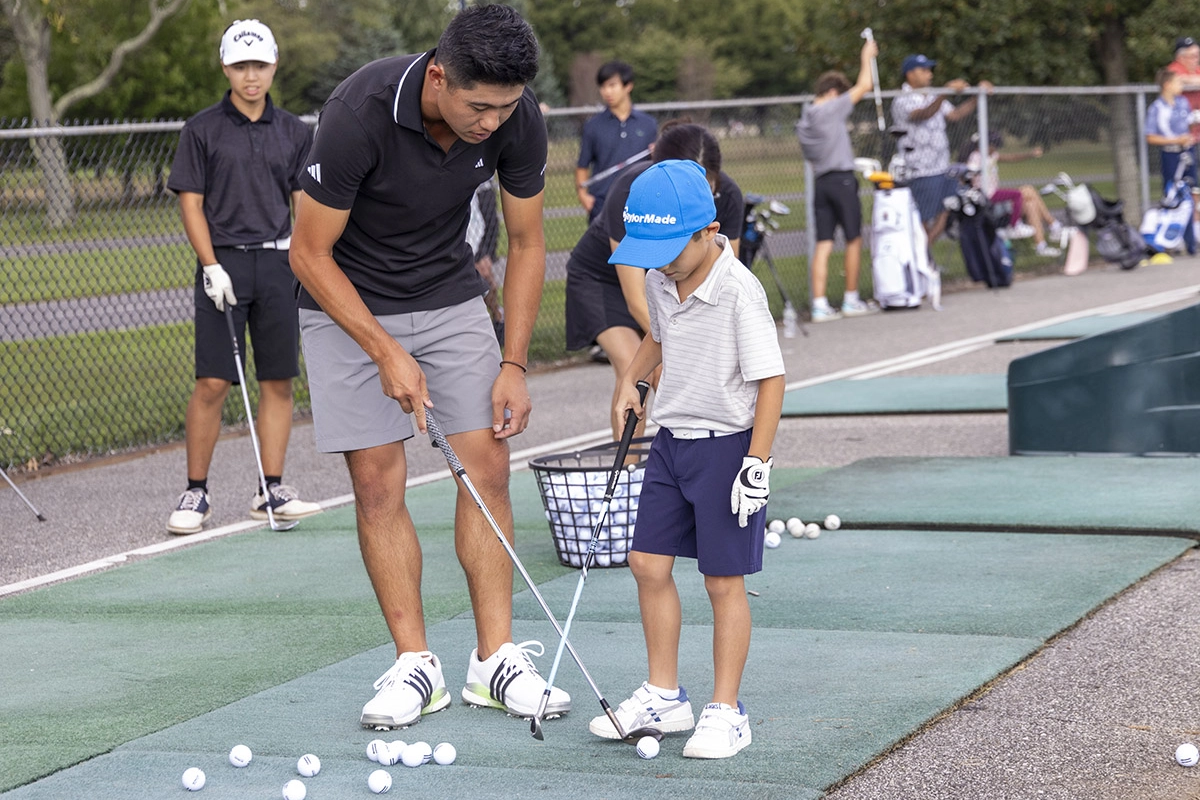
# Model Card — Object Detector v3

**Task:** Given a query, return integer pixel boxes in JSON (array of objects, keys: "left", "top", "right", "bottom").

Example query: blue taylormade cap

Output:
[
  {"left": 901, "top": 54, "right": 936, "bottom": 78},
  {"left": 609, "top": 160, "right": 717, "bottom": 269}
]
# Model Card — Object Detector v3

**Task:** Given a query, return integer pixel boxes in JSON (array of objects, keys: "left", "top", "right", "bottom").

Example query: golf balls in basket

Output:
[
  {"left": 282, "top": 779, "right": 307, "bottom": 800},
  {"left": 824, "top": 514, "right": 842, "bottom": 531},
  {"left": 786, "top": 517, "right": 804, "bottom": 537},
  {"left": 368, "top": 768, "right": 393, "bottom": 793},
  {"left": 636, "top": 736, "right": 660, "bottom": 759},
  {"left": 767, "top": 518, "right": 785, "bottom": 534},
  {"left": 433, "top": 742, "right": 457, "bottom": 765},
  {"left": 1176, "top": 742, "right": 1199, "bottom": 767},
  {"left": 804, "top": 522, "right": 821, "bottom": 539},
  {"left": 229, "top": 743, "right": 252, "bottom": 767},
  {"left": 764, "top": 530, "right": 781, "bottom": 549},
  {"left": 181, "top": 767, "right": 206, "bottom": 791},
  {"left": 297, "top": 754, "right": 321, "bottom": 777}
]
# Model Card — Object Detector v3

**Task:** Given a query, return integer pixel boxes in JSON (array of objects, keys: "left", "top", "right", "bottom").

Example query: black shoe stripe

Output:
[
  {"left": 403, "top": 668, "right": 434, "bottom": 706},
  {"left": 489, "top": 662, "right": 523, "bottom": 703}
]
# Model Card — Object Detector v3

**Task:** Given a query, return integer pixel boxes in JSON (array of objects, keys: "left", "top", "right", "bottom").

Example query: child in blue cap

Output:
[{"left": 587, "top": 159, "right": 786, "bottom": 759}]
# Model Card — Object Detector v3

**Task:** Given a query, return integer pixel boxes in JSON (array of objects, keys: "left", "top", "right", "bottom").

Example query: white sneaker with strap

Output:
[
  {"left": 360, "top": 651, "right": 451, "bottom": 730},
  {"left": 462, "top": 641, "right": 571, "bottom": 718},
  {"left": 588, "top": 682, "right": 695, "bottom": 739},
  {"left": 682, "top": 701, "right": 752, "bottom": 759}
]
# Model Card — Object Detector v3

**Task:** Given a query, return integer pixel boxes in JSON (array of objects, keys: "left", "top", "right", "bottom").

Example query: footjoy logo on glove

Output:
[{"left": 623, "top": 209, "right": 679, "bottom": 226}]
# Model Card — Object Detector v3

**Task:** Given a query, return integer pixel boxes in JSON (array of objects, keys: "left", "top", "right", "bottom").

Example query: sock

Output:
[
  {"left": 844, "top": 290, "right": 860, "bottom": 304},
  {"left": 187, "top": 478, "right": 207, "bottom": 493},
  {"left": 264, "top": 475, "right": 281, "bottom": 489},
  {"left": 647, "top": 683, "right": 679, "bottom": 700},
  {"left": 812, "top": 296, "right": 830, "bottom": 311}
]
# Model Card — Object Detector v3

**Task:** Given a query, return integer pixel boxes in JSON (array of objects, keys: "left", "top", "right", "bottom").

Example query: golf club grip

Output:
[
  {"left": 424, "top": 412, "right": 464, "bottom": 475},
  {"left": 222, "top": 306, "right": 240, "bottom": 359},
  {"left": 605, "top": 380, "right": 651, "bottom": 498}
]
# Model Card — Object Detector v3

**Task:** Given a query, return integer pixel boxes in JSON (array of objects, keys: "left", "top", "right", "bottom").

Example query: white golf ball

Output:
[
  {"left": 228, "top": 744, "right": 252, "bottom": 768},
  {"left": 433, "top": 741, "right": 457, "bottom": 765},
  {"left": 181, "top": 767, "right": 206, "bottom": 791},
  {"left": 400, "top": 743, "right": 426, "bottom": 767},
  {"left": 296, "top": 754, "right": 321, "bottom": 777},
  {"left": 414, "top": 741, "right": 433, "bottom": 764},
  {"left": 367, "top": 738, "right": 388, "bottom": 762},
  {"left": 282, "top": 779, "right": 307, "bottom": 800},
  {"left": 636, "top": 736, "right": 660, "bottom": 759},
  {"left": 368, "top": 768, "right": 393, "bottom": 793},
  {"left": 824, "top": 514, "right": 842, "bottom": 531},
  {"left": 1177, "top": 742, "right": 1199, "bottom": 767},
  {"left": 804, "top": 523, "right": 821, "bottom": 539},
  {"left": 378, "top": 741, "right": 404, "bottom": 767},
  {"left": 786, "top": 517, "right": 804, "bottom": 537},
  {"left": 764, "top": 530, "right": 781, "bottom": 549},
  {"left": 767, "top": 518, "right": 785, "bottom": 534}
]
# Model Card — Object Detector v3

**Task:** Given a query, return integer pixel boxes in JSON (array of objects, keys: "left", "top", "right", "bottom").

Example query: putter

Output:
[
  {"left": 582, "top": 147, "right": 652, "bottom": 188},
  {"left": 861, "top": 28, "right": 885, "bottom": 132},
  {"left": 0, "top": 465, "right": 46, "bottom": 521},
  {"left": 222, "top": 306, "right": 298, "bottom": 532},
  {"left": 530, "top": 380, "right": 651, "bottom": 741},
  {"left": 424, "top": 409, "right": 663, "bottom": 745}
]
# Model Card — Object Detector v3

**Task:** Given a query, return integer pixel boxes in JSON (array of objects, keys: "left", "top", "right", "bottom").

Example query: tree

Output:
[{"left": 0, "top": 0, "right": 189, "bottom": 227}]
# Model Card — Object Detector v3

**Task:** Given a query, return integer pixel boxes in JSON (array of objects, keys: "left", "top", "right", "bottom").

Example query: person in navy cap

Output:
[{"left": 891, "top": 54, "right": 993, "bottom": 249}]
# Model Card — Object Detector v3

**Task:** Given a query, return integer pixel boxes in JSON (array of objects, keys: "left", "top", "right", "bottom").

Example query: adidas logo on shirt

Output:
[
  {"left": 474, "top": 158, "right": 485, "bottom": 169},
  {"left": 307, "top": 163, "right": 321, "bottom": 183}
]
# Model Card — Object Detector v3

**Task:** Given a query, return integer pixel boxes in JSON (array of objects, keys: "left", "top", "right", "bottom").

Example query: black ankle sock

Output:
[
  {"left": 263, "top": 476, "right": 281, "bottom": 491},
  {"left": 187, "top": 478, "right": 207, "bottom": 493}
]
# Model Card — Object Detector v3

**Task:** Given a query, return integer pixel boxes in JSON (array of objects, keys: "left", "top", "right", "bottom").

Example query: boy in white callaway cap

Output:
[
  {"left": 597, "top": 159, "right": 785, "bottom": 758},
  {"left": 165, "top": 19, "right": 320, "bottom": 534}
]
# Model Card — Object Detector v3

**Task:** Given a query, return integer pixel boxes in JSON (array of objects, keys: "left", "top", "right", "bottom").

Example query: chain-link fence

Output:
[{"left": 0, "top": 86, "right": 1164, "bottom": 469}]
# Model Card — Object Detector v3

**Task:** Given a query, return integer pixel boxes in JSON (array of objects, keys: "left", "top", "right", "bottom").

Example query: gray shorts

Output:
[{"left": 299, "top": 297, "right": 501, "bottom": 453}]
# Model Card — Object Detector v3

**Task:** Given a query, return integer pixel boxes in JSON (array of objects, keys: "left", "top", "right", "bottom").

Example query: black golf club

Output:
[
  {"left": 531, "top": 379, "right": 651, "bottom": 741},
  {"left": 222, "top": 306, "right": 298, "bottom": 532},
  {"left": 424, "top": 409, "right": 662, "bottom": 745}
]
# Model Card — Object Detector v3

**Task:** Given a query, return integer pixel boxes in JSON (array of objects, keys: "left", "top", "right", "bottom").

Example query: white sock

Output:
[
  {"left": 843, "top": 290, "right": 860, "bottom": 304},
  {"left": 646, "top": 682, "right": 679, "bottom": 700},
  {"left": 812, "top": 296, "right": 830, "bottom": 311}
]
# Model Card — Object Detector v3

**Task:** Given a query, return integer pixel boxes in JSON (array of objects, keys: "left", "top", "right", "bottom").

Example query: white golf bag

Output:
[
  {"left": 1140, "top": 152, "right": 1195, "bottom": 254},
  {"left": 870, "top": 186, "right": 940, "bottom": 309}
]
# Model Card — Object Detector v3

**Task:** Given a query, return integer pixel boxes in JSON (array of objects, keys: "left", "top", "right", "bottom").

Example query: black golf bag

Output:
[{"left": 943, "top": 165, "right": 1013, "bottom": 288}]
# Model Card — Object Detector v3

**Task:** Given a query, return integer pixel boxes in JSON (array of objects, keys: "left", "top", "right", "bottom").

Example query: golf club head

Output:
[
  {"left": 530, "top": 715, "right": 544, "bottom": 740},
  {"left": 619, "top": 725, "right": 664, "bottom": 745},
  {"left": 270, "top": 518, "right": 299, "bottom": 532}
]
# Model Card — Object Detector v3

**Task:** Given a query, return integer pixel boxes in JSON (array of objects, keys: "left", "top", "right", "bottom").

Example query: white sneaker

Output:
[
  {"left": 1009, "top": 222, "right": 1036, "bottom": 239},
  {"left": 360, "top": 651, "right": 451, "bottom": 730},
  {"left": 840, "top": 298, "right": 880, "bottom": 317},
  {"left": 462, "top": 640, "right": 571, "bottom": 718},
  {"left": 811, "top": 305, "right": 842, "bottom": 323},
  {"left": 1035, "top": 241, "right": 1061, "bottom": 257},
  {"left": 250, "top": 484, "right": 323, "bottom": 521},
  {"left": 588, "top": 682, "right": 695, "bottom": 740},
  {"left": 167, "top": 488, "right": 211, "bottom": 535},
  {"left": 682, "top": 701, "right": 752, "bottom": 759}
]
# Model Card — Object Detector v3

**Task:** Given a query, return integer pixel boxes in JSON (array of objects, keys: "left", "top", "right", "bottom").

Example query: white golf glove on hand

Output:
[
  {"left": 202, "top": 263, "right": 236, "bottom": 311},
  {"left": 731, "top": 455, "right": 773, "bottom": 528}
]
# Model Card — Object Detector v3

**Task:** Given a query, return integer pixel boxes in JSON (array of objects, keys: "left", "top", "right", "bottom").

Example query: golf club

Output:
[
  {"left": 424, "top": 409, "right": 663, "bottom": 745},
  {"left": 531, "top": 379, "right": 650, "bottom": 741},
  {"left": 222, "top": 306, "right": 298, "bottom": 533},
  {"left": 582, "top": 147, "right": 652, "bottom": 188},
  {"left": 0, "top": 464, "right": 46, "bottom": 521},
  {"left": 861, "top": 28, "right": 885, "bottom": 132}
]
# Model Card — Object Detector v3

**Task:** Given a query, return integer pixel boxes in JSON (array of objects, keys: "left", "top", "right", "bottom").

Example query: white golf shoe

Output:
[
  {"left": 462, "top": 640, "right": 571, "bottom": 718},
  {"left": 360, "top": 651, "right": 451, "bottom": 729},
  {"left": 250, "top": 483, "right": 322, "bottom": 521},
  {"left": 167, "top": 488, "right": 211, "bottom": 535}
]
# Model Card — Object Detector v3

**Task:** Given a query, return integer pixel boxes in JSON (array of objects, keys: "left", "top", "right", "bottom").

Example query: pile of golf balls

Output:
[{"left": 766, "top": 514, "right": 843, "bottom": 545}]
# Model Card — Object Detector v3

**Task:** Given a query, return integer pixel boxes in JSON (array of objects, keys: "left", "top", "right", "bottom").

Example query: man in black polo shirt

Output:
[
  {"left": 166, "top": 19, "right": 321, "bottom": 536},
  {"left": 290, "top": 5, "right": 567, "bottom": 730}
]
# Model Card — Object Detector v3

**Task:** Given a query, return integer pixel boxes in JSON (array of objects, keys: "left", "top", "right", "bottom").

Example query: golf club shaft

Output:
[
  {"left": 582, "top": 147, "right": 651, "bottom": 188},
  {"left": 761, "top": 247, "right": 807, "bottom": 336},
  {"left": 536, "top": 381, "right": 650, "bottom": 721},
  {"left": 223, "top": 307, "right": 285, "bottom": 531},
  {"left": 424, "top": 411, "right": 636, "bottom": 736},
  {"left": 0, "top": 466, "right": 46, "bottom": 521}
]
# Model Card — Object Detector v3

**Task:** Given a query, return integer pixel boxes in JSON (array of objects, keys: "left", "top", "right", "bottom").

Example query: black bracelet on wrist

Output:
[{"left": 500, "top": 360, "right": 528, "bottom": 373}]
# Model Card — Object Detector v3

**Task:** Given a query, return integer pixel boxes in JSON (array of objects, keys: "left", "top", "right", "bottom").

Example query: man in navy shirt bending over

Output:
[{"left": 290, "top": 5, "right": 566, "bottom": 730}]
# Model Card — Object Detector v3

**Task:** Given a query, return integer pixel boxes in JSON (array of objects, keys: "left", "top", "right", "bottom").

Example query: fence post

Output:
[
  {"left": 1136, "top": 89, "right": 1149, "bottom": 212},
  {"left": 977, "top": 89, "right": 991, "bottom": 196}
]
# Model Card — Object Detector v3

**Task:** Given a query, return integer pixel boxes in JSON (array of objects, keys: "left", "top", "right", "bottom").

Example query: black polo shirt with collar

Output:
[
  {"left": 298, "top": 51, "right": 548, "bottom": 315},
  {"left": 168, "top": 91, "right": 312, "bottom": 247}
]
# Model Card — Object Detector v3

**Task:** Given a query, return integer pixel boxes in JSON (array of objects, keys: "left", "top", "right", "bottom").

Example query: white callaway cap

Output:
[{"left": 220, "top": 19, "right": 277, "bottom": 65}]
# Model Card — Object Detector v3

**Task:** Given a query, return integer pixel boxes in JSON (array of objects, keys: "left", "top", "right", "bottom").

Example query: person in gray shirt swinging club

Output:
[
  {"left": 165, "top": 19, "right": 321, "bottom": 536},
  {"left": 289, "top": 5, "right": 566, "bottom": 730}
]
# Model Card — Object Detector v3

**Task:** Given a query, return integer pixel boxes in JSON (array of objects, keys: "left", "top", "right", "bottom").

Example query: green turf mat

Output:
[
  {"left": 994, "top": 312, "right": 1161, "bottom": 341},
  {"left": 770, "top": 456, "right": 1200, "bottom": 534},
  {"left": 781, "top": 375, "right": 1007, "bottom": 416}
]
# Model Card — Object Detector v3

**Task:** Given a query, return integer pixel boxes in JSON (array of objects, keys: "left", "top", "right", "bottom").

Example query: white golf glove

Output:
[
  {"left": 202, "top": 263, "right": 236, "bottom": 311},
  {"left": 731, "top": 455, "right": 773, "bottom": 528}
]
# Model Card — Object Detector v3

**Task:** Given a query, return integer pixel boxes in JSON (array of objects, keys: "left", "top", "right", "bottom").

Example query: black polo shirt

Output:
[
  {"left": 298, "top": 51, "right": 548, "bottom": 315},
  {"left": 168, "top": 91, "right": 312, "bottom": 247}
]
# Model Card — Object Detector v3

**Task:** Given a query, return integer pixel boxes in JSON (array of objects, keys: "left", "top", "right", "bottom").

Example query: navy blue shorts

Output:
[
  {"left": 908, "top": 174, "right": 957, "bottom": 223},
  {"left": 632, "top": 429, "right": 766, "bottom": 577},
  {"left": 193, "top": 247, "right": 300, "bottom": 383}
]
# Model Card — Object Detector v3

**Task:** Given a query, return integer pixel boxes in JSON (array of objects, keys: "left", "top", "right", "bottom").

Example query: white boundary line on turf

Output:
[{"left": 4, "top": 284, "right": 1195, "bottom": 599}]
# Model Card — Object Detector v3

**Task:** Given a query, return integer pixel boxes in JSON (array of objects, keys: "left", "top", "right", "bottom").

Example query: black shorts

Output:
[
  {"left": 193, "top": 247, "right": 300, "bottom": 382},
  {"left": 813, "top": 170, "right": 863, "bottom": 242},
  {"left": 564, "top": 248, "right": 642, "bottom": 351}
]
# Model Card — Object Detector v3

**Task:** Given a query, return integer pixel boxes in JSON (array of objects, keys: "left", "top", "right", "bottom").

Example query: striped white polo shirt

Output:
[{"left": 646, "top": 236, "right": 786, "bottom": 433}]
